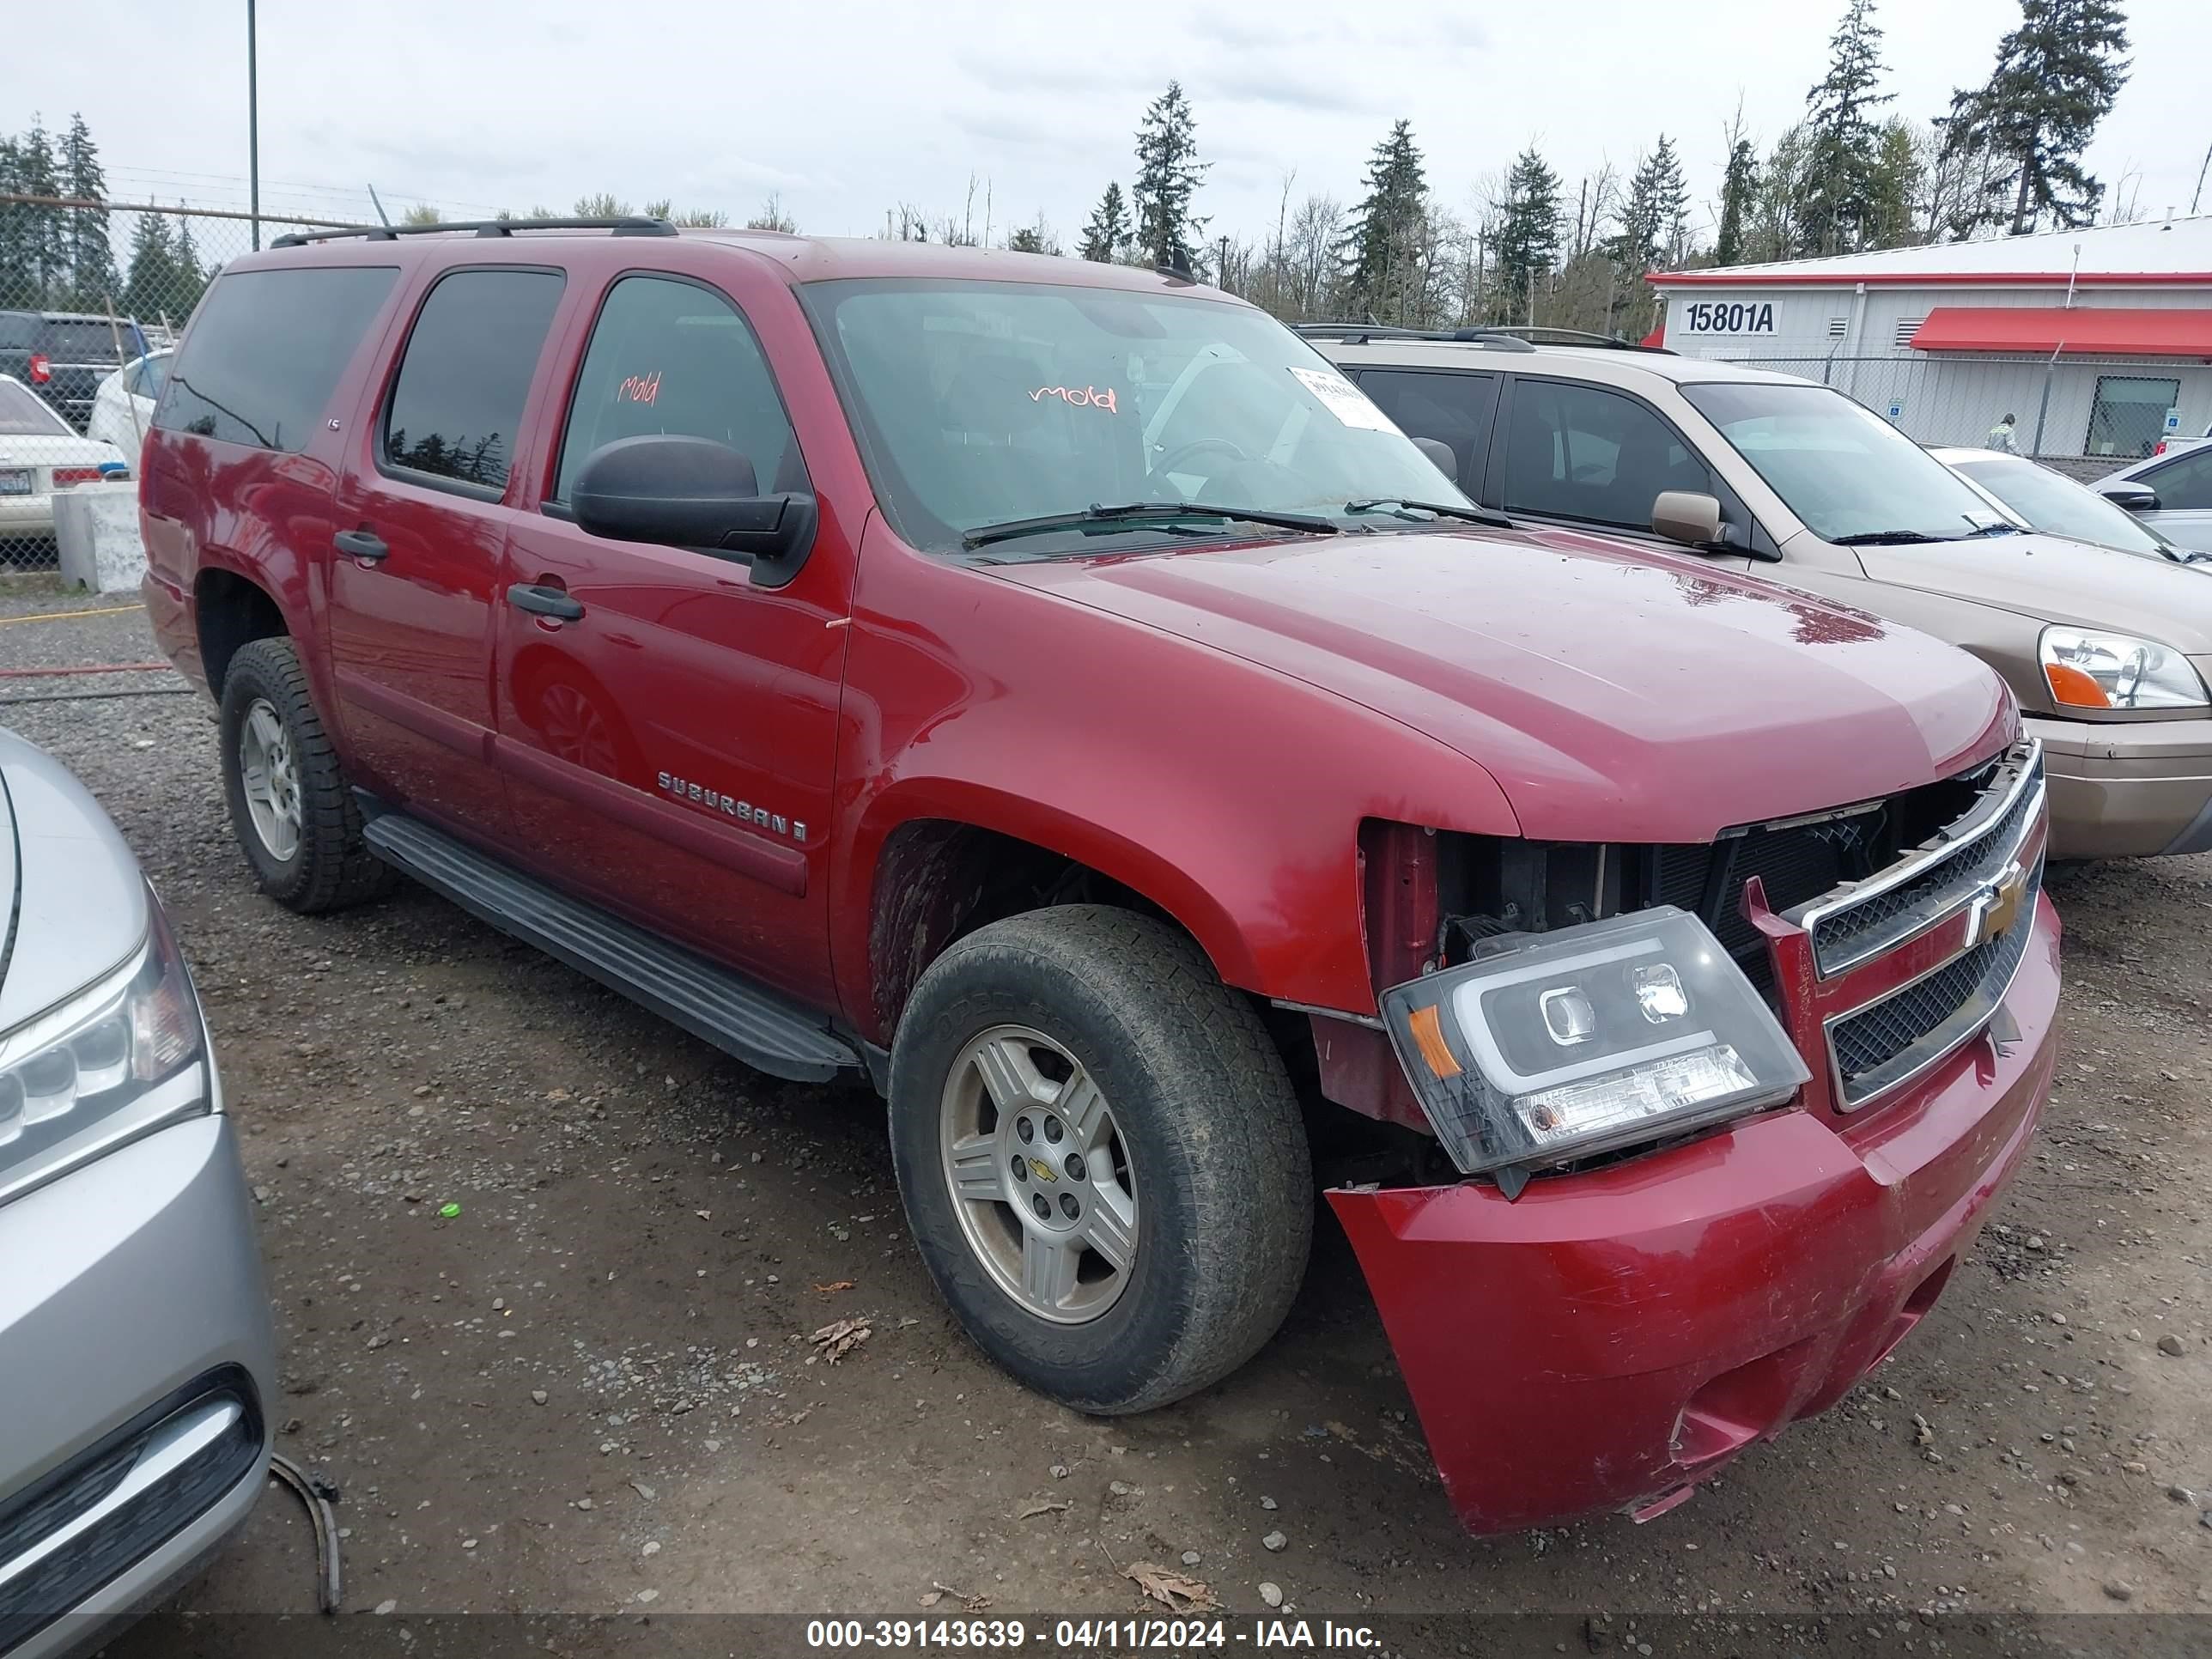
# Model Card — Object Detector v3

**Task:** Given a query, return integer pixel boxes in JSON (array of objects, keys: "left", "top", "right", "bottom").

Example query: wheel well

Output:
[
  {"left": 868, "top": 821, "right": 1170, "bottom": 1036},
  {"left": 196, "top": 570, "right": 287, "bottom": 696}
]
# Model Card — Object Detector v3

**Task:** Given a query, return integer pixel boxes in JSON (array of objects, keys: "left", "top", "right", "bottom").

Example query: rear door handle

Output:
[
  {"left": 507, "top": 582, "right": 585, "bottom": 622},
  {"left": 333, "top": 529, "right": 388, "bottom": 562}
]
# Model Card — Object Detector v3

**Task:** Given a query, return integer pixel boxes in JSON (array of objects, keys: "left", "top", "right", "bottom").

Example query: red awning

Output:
[
  {"left": 1908, "top": 306, "right": 2212, "bottom": 356},
  {"left": 1639, "top": 323, "right": 1666, "bottom": 349}
]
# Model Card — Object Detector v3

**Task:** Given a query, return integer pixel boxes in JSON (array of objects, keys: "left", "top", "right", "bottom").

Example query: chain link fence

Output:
[
  {"left": 1699, "top": 349, "right": 2212, "bottom": 482},
  {"left": 0, "top": 195, "right": 356, "bottom": 570}
]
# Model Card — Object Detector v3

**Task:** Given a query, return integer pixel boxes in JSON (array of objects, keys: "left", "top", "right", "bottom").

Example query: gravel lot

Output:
[{"left": 4, "top": 580, "right": 2207, "bottom": 1650}]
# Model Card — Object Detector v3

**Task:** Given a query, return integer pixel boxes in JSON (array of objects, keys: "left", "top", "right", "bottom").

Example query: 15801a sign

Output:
[{"left": 1678, "top": 301, "right": 1776, "bottom": 335}]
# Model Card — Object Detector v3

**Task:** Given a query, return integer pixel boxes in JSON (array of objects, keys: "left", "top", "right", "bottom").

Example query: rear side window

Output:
[
  {"left": 1502, "top": 379, "right": 1712, "bottom": 532},
  {"left": 553, "top": 275, "right": 802, "bottom": 503},
  {"left": 2147, "top": 447, "right": 2212, "bottom": 510},
  {"left": 382, "top": 269, "right": 564, "bottom": 493},
  {"left": 1355, "top": 368, "right": 1499, "bottom": 490},
  {"left": 156, "top": 266, "right": 398, "bottom": 451}
]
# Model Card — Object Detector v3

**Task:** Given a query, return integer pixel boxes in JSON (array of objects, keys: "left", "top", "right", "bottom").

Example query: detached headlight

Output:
[
  {"left": 2039, "top": 627, "right": 2208, "bottom": 710},
  {"left": 0, "top": 892, "right": 208, "bottom": 1201},
  {"left": 1380, "top": 907, "right": 1809, "bottom": 1194}
]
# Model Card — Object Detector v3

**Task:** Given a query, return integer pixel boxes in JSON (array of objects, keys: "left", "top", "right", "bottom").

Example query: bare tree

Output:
[
  {"left": 744, "top": 192, "right": 796, "bottom": 233},
  {"left": 1283, "top": 193, "right": 1344, "bottom": 320}
]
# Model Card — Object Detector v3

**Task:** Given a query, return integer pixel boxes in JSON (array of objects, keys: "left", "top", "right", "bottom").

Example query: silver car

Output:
[
  {"left": 0, "top": 730, "right": 274, "bottom": 1657},
  {"left": 2094, "top": 443, "right": 2212, "bottom": 554}
]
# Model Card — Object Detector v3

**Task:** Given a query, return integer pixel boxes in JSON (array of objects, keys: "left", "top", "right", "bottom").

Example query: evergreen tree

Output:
[
  {"left": 1715, "top": 125, "right": 1759, "bottom": 267},
  {"left": 1079, "top": 183, "right": 1129, "bottom": 263},
  {"left": 1799, "top": 0, "right": 1893, "bottom": 255},
  {"left": 15, "top": 118, "right": 66, "bottom": 301},
  {"left": 169, "top": 215, "right": 209, "bottom": 315},
  {"left": 1130, "top": 82, "right": 1207, "bottom": 270},
  {"left": 1492, "top": 146, "right": 1563, "bottom": 325},
  {"left": 61, "top": 113, "right": 117, "bottom": 309},
  {"left": 1611, "top": 137, "right": 1691, "bottom": 276},
  {"left": 1340, "top": 120, "right": 1430, "bottom": 326},
  {"left": 0, "top": 138, "right": 33, "bottom": 309},
  {"left": 1942, "top": 0, "right": 2130, "bottom": 234},
  {"left": 121, "top": 213, "right": 178, "bottom": 320},
  {"left": 1864, "top": 115, "right": 1921, "bottom": 248}
]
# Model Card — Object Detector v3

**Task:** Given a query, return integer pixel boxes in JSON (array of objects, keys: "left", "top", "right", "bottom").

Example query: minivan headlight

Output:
[
  {"left": 1380, "top": 907, "right": 1809, "bottom": 1192},
  {"left": 0, "top": 892, "right": 208, "bottom": 1200},
  {"left": 2039, "top": 627, "right": 2209, "bottom": 710}
]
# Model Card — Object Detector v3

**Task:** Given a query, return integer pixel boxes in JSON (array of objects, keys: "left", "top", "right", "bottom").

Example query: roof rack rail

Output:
[
  {"left": 269, "top": 215, "right": 679, "bottom": 249},
  {"left": 1477, "top": 325, "right": 1677, "bottom": 354},
  {"left": 1293, "top": 322, "right": 1537, "bottom": 351}
]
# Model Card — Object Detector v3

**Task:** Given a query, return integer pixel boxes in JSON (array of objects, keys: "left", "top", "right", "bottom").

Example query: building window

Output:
[{"left": 2086, "top": 375, "right": 2180, "bottom": 459}]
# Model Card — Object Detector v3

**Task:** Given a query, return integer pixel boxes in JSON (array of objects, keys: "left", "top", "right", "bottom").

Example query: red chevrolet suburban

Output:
[{"left": 139, "top": 221, "right": 2058, "bottom": 1534}]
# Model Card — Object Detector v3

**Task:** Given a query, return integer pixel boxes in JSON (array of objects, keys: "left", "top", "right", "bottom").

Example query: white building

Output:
[{"left": 1648, "top": 216, "right": 2212, "bottom": 465}]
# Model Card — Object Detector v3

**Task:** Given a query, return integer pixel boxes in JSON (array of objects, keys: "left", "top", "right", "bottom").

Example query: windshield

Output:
[
  {"left": 801, "top": 278, "right": 1473, "bottom": 553},
  {"left": 1948, "top": 453, "right": 2170, "bottom": 556},
  {"left": 1681, "top": 380, "right": 2010, "bottom": 544},
  {"left": 0, "top": 380, "right": 70, "bottom": 435}
]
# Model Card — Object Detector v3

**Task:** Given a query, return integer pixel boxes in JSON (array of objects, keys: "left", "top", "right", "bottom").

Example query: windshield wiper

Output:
[
  {"left": 1344, "top": 498, "right": 1514, "bottom": 528},
  {"left": 1831, "top": 529, "right": 1955, "bottom": 545},
  {"left": 963, "top": 501, "right": 1341, "bottom": 550}
]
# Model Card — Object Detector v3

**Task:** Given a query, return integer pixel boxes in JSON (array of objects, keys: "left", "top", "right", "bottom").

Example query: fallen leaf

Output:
[
  {"left": 924, "top": 1582, "right": 990, "bottom": 1613},
  {"left": 1017, "top": 1498, "right": 1070, "bottom": 1520},
  {"left": 695, "top": 1209, "right": 713, "bottom": 1221},
  {"left": 1122, "top": 1562, "right": 1218, "bottom": 1613},
  {"left": 811, "top": 1280, "right": 856, "bottom": 1295},
  {"left": 811, "top": 1317, "right": 872, "bottom": 1363}
]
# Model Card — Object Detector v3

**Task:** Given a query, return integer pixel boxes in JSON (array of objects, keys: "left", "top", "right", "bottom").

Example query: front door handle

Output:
[
  {"left": 333, "top": 529, "right": 388, "bottom": 562},
  {"left": 507, "top": 582, "right": 585, "bottom": 622}
]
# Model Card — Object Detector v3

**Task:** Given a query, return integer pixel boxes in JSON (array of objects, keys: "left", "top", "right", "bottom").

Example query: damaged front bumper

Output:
[{"left": 1328, "top": 893, "right": 2059, "bottom": 1535}]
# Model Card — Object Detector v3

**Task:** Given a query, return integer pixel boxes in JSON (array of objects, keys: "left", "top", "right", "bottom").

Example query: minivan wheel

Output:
[
  {"left": 889, "top": 905, "right": 1312, "bottom": 1414},
  {"left": 218, "top": 637, "right": 392, "bottom": 913}
]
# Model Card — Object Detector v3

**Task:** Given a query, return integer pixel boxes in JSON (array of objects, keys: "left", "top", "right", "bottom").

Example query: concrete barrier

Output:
[{"left": 54, "top": 480, "right": 145, "bottom": 594}]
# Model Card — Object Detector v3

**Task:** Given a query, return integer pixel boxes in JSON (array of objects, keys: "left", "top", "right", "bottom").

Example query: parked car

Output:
[
  {"left": 142, "top": 221, "right": 2057, "bottom": 1536},
  {"left": 1309, "top": 325, "right": 2212, "bottom": 860},
  {"left": 2093, "top": 443, "right": 2212, "bottom": 555},
  {"left": 87, "top": 351, "right": 170, "bottom": 463},
  {"left": 0, "top": 375, "right": 131, "bottom": 546},
  {"left": 0, "top": 312, "right": 149, "bottom": 431},
  {"left": 0, "top": 729, "right": 275, "bottom": 1658},
  {"left": 1928, "top": 446, "right": 2205, "bottom": 572}
]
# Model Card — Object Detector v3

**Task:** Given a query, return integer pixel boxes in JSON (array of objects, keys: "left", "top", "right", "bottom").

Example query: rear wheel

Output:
[
  {"left": 218, "top": 637, "right": 392, "bottom": 913},
  {"left": 889, "top": 906, "right": 1312, "bottom": 1413}
]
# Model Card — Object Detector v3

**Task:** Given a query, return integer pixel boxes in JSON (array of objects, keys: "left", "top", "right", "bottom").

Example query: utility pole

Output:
[
  {"left": 2193, "top": 141, "right": 2211, "bottom": 217},
  {"left": 246, "top": 0, "right": 261, "bottom": 250}
]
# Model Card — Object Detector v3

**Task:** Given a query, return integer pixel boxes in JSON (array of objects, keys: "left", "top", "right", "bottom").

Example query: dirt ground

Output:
[{"left": 5, "top": 583, "right": 2208, "bottom": 1651}]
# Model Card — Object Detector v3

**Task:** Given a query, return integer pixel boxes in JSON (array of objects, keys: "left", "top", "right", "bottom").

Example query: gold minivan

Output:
[{"left": 1312, "top": 328, "right": 2212, "bottom": 859}]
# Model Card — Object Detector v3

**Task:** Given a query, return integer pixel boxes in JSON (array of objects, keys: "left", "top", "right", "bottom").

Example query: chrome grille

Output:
[
  {"left": 1827, "top": 857, "right": 2041, "bottom": 1106},
  {"left": 1802, "top": 744, "right": 2045, "bottom": 976}
]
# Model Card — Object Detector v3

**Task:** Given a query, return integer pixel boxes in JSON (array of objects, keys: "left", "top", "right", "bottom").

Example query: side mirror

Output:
[
  {"left": 2101, "top": 484, "right": 2160, "bottom": 514},
  {"left": 1652, "top": 489, "right": 1724, "bottom": 550},
  {"left": 1411, "top": 436, "right": 1457, "bottom": 479},
  {"left": 570, "top": 434, "right": 818, "bottom": 588}
]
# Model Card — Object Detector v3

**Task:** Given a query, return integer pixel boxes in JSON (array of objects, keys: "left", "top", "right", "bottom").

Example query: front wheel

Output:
[{"left": 889, "top": 906, "right": 1312, "bottom": 1414}]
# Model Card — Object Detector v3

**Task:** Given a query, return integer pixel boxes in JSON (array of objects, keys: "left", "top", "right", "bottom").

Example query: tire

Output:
[
  {"left": 889, "top": 905, "right": 1312, "bottom": 1414},
  {"left": 218, "top": 636, "right": 392, "bottom": 913}
]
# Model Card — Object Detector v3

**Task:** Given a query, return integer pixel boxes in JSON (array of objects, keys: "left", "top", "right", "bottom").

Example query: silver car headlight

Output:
[
  {"left": 0, "top": 890, "right": 210, "bottom": 1202},
  {"left": 2039, "top": 627, "right": 2209, "bottom": 711},
  {"left": 1380, "top": 906, "right": 1809, "bottom": 1194}
]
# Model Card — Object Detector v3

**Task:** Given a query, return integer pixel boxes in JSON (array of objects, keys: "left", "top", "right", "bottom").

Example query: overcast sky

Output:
[{"left": 25, "top": 0, "right": 2212, "bottom": 247}]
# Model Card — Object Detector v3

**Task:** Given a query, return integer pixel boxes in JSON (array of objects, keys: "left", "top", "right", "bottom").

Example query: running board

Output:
[{"left": 361, "top": 811, "right": 860, "bottom": 1083}]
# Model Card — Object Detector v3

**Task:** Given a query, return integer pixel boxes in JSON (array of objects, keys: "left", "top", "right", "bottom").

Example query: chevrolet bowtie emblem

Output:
[{"left": 1966, "top": 860, "right": 2028, "bottom": 948}]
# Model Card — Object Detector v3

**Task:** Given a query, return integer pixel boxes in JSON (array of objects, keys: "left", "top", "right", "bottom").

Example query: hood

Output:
[
  {"left": 992, "top": 527, "right": 2011, "bottom": 842},
  {"left": 0, "top": 730, "right": 149, "bottom": 1031},
  {"left": 1852, "top": 531, "right": 2212, "bottom": 649}
]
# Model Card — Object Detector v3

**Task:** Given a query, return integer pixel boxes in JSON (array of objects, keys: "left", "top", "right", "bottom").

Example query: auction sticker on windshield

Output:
[{"left": 1287, "top": 366, "right": 1396, "bottom": 431}]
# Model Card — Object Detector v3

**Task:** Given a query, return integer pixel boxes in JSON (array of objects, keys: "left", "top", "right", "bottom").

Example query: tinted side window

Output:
[
  {"left": 155, "top": 266, "right": 398, "bottom": 451},
  {"left": 384, "top": 269, "right": 564, "bottom": 492},
  {"left": 1503, "top": 380, "right": 1713, "bottom": 531},
  {"left": 1356, "top": 368, "right": 1498, "bottom": 489},
  {"left": 2148, "top": 447, "right": 2212, "bottom": 510},
  {"left": 553, "top": 275, "right": 802, "bottom": 503}
]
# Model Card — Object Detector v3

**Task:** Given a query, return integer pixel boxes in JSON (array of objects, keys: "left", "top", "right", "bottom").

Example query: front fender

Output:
[{"left": 827, "top": 528, "right": 1521, "bottom": 1038}]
